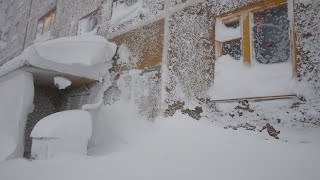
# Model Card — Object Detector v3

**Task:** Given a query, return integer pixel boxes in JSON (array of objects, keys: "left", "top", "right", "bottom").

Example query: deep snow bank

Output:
[
  {"left": 0, "top": 70, "right": 34, "bottom": 161},
  {"left": 0, "top": 110, "right": 319, "bottom": 180}
]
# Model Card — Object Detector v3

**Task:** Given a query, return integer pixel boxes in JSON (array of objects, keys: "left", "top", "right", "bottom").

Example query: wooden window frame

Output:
[{"left": 216, "top": 0, "right": 297, "bottom": 76}]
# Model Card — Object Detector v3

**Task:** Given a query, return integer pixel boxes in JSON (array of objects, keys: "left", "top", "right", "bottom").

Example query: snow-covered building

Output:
[{"left": 0, "top": 0, "right": 319, "bottom": 159}]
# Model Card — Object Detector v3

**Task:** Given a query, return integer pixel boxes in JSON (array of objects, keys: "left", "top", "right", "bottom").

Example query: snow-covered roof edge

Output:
[{"left": 0, "top": 35, "right": 117, "bottom": 81}]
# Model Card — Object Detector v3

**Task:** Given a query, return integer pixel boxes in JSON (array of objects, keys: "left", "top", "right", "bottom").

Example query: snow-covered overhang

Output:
[{"left": 0, "top": 35, "right": 117, "bottom": 87}]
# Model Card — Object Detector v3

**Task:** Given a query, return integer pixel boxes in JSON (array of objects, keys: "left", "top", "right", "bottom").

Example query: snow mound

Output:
[
  {"left": 31, "top": 110, "right": 92, "bottom": 140},
  {"left": 208, "top": 55, "right": 296, "bottom": 100},
  {"left": 0, "top": 71, "right": 34, "bottom": 160},
  {"left": 54, "top": 77, "right": 72, "bottom": 90},
  {"left": 34, "top": 35, "right": 117, "bottom": 66}
]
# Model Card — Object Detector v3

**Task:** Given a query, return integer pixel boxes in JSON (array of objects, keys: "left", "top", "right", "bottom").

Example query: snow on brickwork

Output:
[{"left": 164, "top": 2, "right": 215, "bottom": 104}]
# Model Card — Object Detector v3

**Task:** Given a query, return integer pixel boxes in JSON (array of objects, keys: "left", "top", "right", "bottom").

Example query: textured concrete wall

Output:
[
  {"left": 164, "top": 2, "right": 215, "bottom": 104},
  {"left": 0, "top": 0, "right": 32, "bottom": 65}
]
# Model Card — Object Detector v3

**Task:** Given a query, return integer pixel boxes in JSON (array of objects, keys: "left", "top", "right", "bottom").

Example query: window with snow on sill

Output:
[
  {"left": 208, "top": 55, "right": 296, "bottom": 100},
  {"left": 210, "top": 4, "right": 296, "bottom": 101}
]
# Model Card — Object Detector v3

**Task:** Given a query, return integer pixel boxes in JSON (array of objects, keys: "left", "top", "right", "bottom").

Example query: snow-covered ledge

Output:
[{"left": 0, "top": 35, "right": 117, "bottom": 82}]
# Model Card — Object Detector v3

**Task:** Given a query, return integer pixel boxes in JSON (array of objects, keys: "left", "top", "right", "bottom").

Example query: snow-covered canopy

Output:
[
  {"left": 0, "top": 35, "right": 117, "bottom": 81},
  {"left": 31, "top": 110, "right": 92, "bottom": 140}
]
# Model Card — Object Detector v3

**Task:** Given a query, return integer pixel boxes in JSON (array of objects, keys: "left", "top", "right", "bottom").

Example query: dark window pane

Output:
[
  {"left": 222, "top": 39, "right": 242, "bottom": 60},
  {"left": 253, "top": 5, "right": 290, "bottom": 64}
]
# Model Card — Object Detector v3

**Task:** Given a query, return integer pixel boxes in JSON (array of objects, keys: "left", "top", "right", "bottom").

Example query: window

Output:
[
  {"left": 211, "top": 0, "right": 297, "bottom": 100},
  {"left": 113, "top": 0, "right": 138, "bottom": 7},
  {"left": 77, "top": 11, "right": 98, "bottom": 35},
  {"left": 216, "top": 0, "right": 296, "bottom": 67},
  {"left": 36, "top": 8, "right": 56, "bottom": 39}
]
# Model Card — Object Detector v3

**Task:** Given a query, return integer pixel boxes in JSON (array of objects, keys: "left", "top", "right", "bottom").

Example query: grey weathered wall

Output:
[{"left": 0, "top": 0, "right": 32, "bottom": 65}]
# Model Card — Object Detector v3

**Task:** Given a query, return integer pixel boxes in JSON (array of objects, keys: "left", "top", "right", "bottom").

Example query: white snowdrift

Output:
[
  {"left": 0, "top": 71, "right": 34, "bottom": 161},
  {"left": 215, "top": 18, "right": 241, "bottom": 42},
  {"left": 30, "top": 110, "right": 92, "bottom": 159},
  {"left": 0, "top": 35, "right": 117, "bottom": 81},
  {"left": 208, "top": 55, "right": 296, "bottom": 100},
  {"left": 0, "top": 110, "right": 319, "bottom": 180},
  {"left": 31, "top": 110, "right": 92, "bottom": 139}
]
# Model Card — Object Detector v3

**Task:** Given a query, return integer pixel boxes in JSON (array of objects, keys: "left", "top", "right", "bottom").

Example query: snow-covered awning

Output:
[{"left": 0, "top": 35, "right": 117, "bottom": 85}]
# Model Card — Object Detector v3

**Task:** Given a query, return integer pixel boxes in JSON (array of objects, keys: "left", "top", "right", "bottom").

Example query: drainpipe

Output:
[{"left": 22, "top": 0, "right": 33, "bottom": 50}]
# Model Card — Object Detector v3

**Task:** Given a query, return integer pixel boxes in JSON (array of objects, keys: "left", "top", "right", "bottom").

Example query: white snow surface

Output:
[
  {"left": 0, "top": 104, "right": 319, "bottom": 179},
  {"left": 34, "top": 35, "right": 117, "bottom": 66},
  {"left": 31, "top": 110, "right": 92, "bottom": 140},
  {"left": 208, "top": 55, "right": 296, "bottom": 100},
  {"left": 215, "top": 18, "right": 241, "bottom": 42},
  {"left": 0, "top": 35, "right": 117, "bottom": 81},
  {"left": 0, "top": 70, "right": 34, "bottom": 161},
  {"left": 54, "top": 77, "right": 72, "bottom": 90},
  {"left": 82, "top": 100, "right": 103, "bottom": 110}
]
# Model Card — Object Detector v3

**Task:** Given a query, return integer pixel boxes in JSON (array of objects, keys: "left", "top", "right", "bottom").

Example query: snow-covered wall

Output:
[
  {"left": 164, "top": 2, "right": 215, "bottom": 104},
  {"left": 0, "top": 0, "right": 32, "bottom": 65},
  {"left": 0, "top": 0, "right": 319, "bottom": 128},
  {"left": 0, "top": 71, "right": 34, "bottom": 160}
]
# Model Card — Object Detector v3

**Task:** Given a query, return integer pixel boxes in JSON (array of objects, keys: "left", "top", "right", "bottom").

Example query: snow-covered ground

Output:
[{"left": 0, "top": 100, "right": 319, "bottom": 180}]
